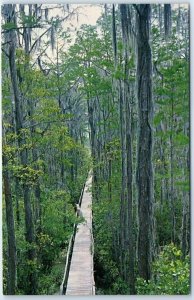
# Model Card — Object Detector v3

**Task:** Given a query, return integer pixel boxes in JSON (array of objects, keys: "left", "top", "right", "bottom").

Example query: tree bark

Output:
[
  {"left": 3, "top": 150, "right": 17, "bottom": 295},
  {"left": 136, "top": 4, "right": 154, "bottom": 281},
  {"left": 87, "top": 97, "right": 98, "bottom": 201},
  {"left": 164, "top": 4, "right": 172, "bottom": 37},
  {"left": 169, "top": 93, "right": 176, "bottom": 243},
  {"left": 6, "top": 4, "right": 37, "bottom": 293},
  {"left": 120, "top": 4, "right": 135, "bottom": 293},
  {"left": 126, "top": 90, "right": 135, "bottom": 293},
  {"left": 181, "top": 192, "right": 188, "bottom": 259}
]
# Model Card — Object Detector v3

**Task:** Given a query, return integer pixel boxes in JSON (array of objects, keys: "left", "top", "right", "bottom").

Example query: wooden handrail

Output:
[
  {"left": 59, "top": 181, "right": 86, "bottom": 295},
  {"left": 91, "top": 204, "right": 95, "bottom": 295}
]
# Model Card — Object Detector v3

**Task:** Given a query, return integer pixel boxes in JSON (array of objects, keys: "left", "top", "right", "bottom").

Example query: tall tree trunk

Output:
[
  {"left": 112, "top": 4, "right": 117, "bottom": 65},
  {"left": 164, "top": 4, "right": 172, "bottom": 37},
  {"left": 6, "top": 4, "right": 37, "bottom": 293},
  {"left": 169, "top": 93, "right": 175, "bottom": 243},
  {"left": 118, "top": 80, "right": 127, "bottom": 280},
  {"left": 181, "top": 191, "right": 188, "bottom": 259},
  {"left": 126, "top": 89, "right": 135, "bottom": 293},
  {"left": 3, "top": 148, "right": 17, "bottom": 295},
  {"left": 120, "top": 4, "right": 135, "bottom": 293},
  {"left": 158, "top": 4, "right": 163, "bottom": 34},
  {"left": 14, "top": 177, "right": 21, "bottom": 226},
  {"left": 136, "top": 4, "right": 154, "bottom": 281},
  {"left": 87, "top": 97, "right": 98, "bottom": 201},
  {"left": 112, "top": 3, "right": 126, "bottom": 280},
  {"left": 28, "top": 113, "right": 42, "bottom": 233},
  {"left": 22, "top": 7, "right": 42, "bottom": 235}
]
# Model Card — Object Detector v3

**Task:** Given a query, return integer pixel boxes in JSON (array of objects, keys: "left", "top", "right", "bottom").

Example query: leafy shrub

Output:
[{"left": 136, "top": 243, "right": 190, "bottom": 295}]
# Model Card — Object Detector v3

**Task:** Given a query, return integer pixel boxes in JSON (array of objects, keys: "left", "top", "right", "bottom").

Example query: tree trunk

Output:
[
  {"left": 126, "top": 90, "right": 135, "bottom": 293},
  {"left": 120, "top": 4, "right": 135, "bottom": 293},
  {"left": 169, "top": 94, "right": 175, "bottom": 243},
  {"left": 112, "top": 4, "right": 117, "bottom": 65},
  {"left": 118, "top": 80, "right": 127, "bottom": 280},
  {"left": 7, "top": 5, "right": 37, "bottom": 292},
  {"left": 3, "top": 150, "right": 17, "bottom": 295},
  {"left": 87, "top": 97, "right": 98, "bottom": 201},
  {"left": 136, "top": 4, "right": 154, "bottom": 281},
  {"left": 164, "top": 4, "right": 172, "bottom": 37},
  {"left": 181, "top": 192, "right": 188, "bottom": 259}
]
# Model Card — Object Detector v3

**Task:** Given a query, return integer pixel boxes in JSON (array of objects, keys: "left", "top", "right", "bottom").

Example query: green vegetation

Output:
[
  {"left": 2, "top": 3, "right": 189, "bottom": 295},
  {"left": 137, "top": 244, "right": 190, "bottom": 295}
]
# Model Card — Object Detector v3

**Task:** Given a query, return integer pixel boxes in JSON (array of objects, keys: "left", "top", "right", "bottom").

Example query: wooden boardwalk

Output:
[{"left": 65, "top": 177, "right": 95, "bottom": 295}]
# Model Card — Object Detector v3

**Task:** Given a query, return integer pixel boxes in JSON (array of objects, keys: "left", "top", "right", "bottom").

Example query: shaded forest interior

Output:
[{"left": 2, "top": 3, "right": 190, "bottom": 295}]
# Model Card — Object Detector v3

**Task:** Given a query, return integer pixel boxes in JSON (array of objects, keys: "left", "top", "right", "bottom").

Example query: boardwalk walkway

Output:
[{"left": 65, "top": 176, "right": 95, "bottom": 295}]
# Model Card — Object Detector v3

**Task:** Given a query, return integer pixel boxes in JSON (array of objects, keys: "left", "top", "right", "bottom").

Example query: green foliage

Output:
[
  {"left": 92, "top": 163, "right": 129, "bottom": 294},
  {"left": 136, "top": 244, "right": 190, "bottom": 295},
  {"left": 12, "top": 165, "right": 43, "bottom": 185},
  {"left": 2, "top": 3, "right": 189, "bottom": 296},
  {"left": 38, "top": 270, "right": 60, "bottom": 294},
  {"left": 41, "top": 189, "right": 75, "bottom": 246},
  {"left": 2, "top": 22, "right": 17, "bottom": 30},
  {"left": 20, "top": 14, "right": 41, "bottom": 28}
]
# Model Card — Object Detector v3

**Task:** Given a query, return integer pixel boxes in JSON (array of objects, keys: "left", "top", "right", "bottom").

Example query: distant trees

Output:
[
  {"left": 3, "top": 4, "right": 37, "bottom": 293},
  {"left": 83, "top": 3, "right": 189, "bottom": 294},
  {"left": 2, "top": 4, "right": 89, "bottom": 295},
  {"left": 2, "top": 3, "right": 190, "bottom": 295}
]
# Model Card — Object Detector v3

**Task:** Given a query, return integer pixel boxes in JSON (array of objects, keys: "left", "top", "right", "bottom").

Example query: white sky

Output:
[
  {"left": 62, "top": 4, "right": 103, "bottom": 45},
  {"left": 30, "top": 4, "right": 103, "bottom": 58},
  {"left": 73, "top": 4, "right": 102, "bottom": 26}
]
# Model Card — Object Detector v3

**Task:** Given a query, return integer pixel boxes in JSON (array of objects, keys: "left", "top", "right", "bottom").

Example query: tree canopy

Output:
[{"left": 2, "top": 3, "right": 190, "bottom": 295}]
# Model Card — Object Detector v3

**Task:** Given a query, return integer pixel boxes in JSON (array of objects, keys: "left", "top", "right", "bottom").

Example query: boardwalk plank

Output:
[{"left": 66, "top": 177, "right": 95, "bottom": 295}]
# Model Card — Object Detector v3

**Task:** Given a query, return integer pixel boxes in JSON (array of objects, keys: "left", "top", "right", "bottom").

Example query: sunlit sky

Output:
[
  {"left": 32, "top": 4, "right": 103, "bottom": 58},
  {"left": 73, "top": 4, "right": 102, "bottom": 26},
  {"left": 62, "top": 4, "right": 103, "bottom": 43},
  {"left": 39, "top": 3, "right": 188, "bottom": 59}
]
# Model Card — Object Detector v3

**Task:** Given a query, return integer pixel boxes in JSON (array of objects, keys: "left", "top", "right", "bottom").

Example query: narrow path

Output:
[{"left": 65, "top": 176, "right": 95, "bottom": 295}]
